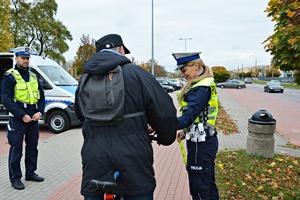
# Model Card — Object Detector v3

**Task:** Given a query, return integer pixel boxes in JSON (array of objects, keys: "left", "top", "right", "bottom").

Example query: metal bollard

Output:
[{"left": 246, "top": 109, "right": 276, "bottom": 158}]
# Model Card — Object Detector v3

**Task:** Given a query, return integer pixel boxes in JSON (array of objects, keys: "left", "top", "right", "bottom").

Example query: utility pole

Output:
[
  {"left": 251, "top": 55, "right": 257, "bottom": 79},
  {"left": 242, "top": 63, "right": 244, "bottom": 79},
  {"left": 151, "top": 0, "right": 154, "bottom": 75},
  {"left": 179, "top": 38, "right": 192, "bottom": 52}
]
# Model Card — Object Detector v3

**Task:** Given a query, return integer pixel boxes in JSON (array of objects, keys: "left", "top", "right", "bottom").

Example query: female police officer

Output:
[
  {"left": 172, "top": 52, "right": 219, "bottom": 200},
  {"left": 1, "top": 47, "right": 45, "bottom": 190}
]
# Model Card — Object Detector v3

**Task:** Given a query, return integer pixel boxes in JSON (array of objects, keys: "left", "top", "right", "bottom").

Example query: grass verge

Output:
[
  {"left": 216, "top": 103, "right": 300, "bottom": 199},
  {"left": 216, "top": 103, "right": 238, "bottom": 135},
  {"left": 216, "top": 149, "right": 300, "bottom": 200}
]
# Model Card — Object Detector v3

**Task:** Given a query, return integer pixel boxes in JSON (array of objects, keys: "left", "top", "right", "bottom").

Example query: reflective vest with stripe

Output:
[
  {"left": 7, "top": 68, "right": 40, "bottom": 105},
  {"left": 179, "top": 77, "right": 218, "bottom": 128}
]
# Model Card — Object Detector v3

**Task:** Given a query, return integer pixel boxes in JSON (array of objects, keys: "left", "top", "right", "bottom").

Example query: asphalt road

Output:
[{"left": 246, "top": 83, "right": 300, "bottom": 103}]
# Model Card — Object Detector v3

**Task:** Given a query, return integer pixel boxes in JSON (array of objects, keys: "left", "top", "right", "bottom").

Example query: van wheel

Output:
[{"left": 47, "top": 111, "right": 70, "bottom": 134}]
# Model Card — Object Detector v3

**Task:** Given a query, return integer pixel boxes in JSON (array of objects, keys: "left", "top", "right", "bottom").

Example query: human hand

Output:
[
  {"left": 177, "top": 130, "right": 185, "bottom": 142},
  {"left": 32, "top": 112, "right": 42, "bottom": 121},
  {"left": 22, "top": 114, "right": 32, "bottom": 123},
  {"left": 147, "top": 124, "right": 155, "bottom": 134}
]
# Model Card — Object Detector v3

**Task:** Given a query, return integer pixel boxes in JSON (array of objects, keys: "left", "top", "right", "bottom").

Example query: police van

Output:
[{"left": 0, "top": 47, "right": 81, "bottom": 133}]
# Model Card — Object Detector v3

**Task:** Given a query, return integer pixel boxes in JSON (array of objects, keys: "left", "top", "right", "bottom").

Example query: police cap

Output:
[
  {"left": 14, "top": 47, "right": 31, "bottom": 57},
  {"left": 172, "top": 52, "right": 202, "bottom": 70}
]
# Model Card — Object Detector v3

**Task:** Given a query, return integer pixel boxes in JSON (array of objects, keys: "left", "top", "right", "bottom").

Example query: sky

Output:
[{"left": 56, "top": 0, "right": 275, "bottom": 72}]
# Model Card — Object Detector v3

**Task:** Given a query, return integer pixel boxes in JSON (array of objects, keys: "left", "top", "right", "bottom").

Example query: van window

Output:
[
  {"left": 37, "top": 65, "right": 77, "bottom": 86},
  {"left": 30, "top": 68, "right": 53, "bottom": 90}
]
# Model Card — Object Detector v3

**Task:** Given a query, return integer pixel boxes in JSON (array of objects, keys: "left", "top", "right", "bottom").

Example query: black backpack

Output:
[{"left": 77, "top": 65, "right": 144, "bottom": 126}]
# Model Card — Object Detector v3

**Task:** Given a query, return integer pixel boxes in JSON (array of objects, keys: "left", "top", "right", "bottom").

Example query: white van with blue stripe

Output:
[{"left": 0, "top": 48, "right": 81, "bottom": 133}]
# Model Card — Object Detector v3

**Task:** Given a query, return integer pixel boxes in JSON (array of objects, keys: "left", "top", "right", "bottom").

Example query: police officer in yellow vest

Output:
[
  {"left": 172, "top": 52, "right": 219, "bottom": 200},
  {"left": 1, "top": 47, "right": 45, "bottom": 190}
]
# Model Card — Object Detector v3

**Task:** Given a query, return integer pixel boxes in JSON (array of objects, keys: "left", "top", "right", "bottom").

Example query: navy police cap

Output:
[
  {"left": 14, "top": 47, "right": 31, "bottom": 57},
  {"left": 172, "top": 52, "right": 201, "bottom": 70}
]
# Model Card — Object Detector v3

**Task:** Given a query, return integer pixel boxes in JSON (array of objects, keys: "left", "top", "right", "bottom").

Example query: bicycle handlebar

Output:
[{"left": 89, "top": 180, "right": 118, "bottom": 191}]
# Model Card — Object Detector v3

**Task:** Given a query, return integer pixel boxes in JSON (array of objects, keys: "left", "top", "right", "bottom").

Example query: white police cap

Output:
[
  {"left": 14, "top": 47, "right": 31, "bottom": 57},
  {"left": 172, "top": 52, "right": 201, "bottom": 70}
]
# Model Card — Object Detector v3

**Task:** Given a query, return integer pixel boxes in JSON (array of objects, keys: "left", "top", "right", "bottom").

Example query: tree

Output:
[
  {"left": 266, "top": 68, "right": 281, "bottom": 78},
  {"left": 72, "top": 34, "right": 96, "bottom": 77},
  {"left": 244, "top": 71, "right": 253, "bottom": 78},
  {"left": 211, "top": 66, "right": 230, "bottom": 83},
  {"left": 139, "top": 62, "right": 151, "bottom": 72},
  {"left": 293, "top": 70, "right": 300, "bottom": 84},
  {"left": 140, "top": 59, "right": 167, "bottom": 77},
  {"left": 0, "top": 0, "right": 14, "bottom": 51},
  {"left": 10, "top": 0, "right": 72, "bottom": 65},
  {"left": 264, "top": 0, "right": 300, "bottom": 74}
]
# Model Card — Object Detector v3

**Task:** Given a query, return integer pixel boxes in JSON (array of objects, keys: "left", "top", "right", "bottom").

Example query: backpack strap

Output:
[{"left": 123, "top": 111, "right": 145, "bottom": 119}]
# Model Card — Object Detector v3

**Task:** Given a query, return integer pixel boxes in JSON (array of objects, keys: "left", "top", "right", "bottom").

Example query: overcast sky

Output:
[{"left": 56, "top": 0, "right": 275, "bottom": 72}]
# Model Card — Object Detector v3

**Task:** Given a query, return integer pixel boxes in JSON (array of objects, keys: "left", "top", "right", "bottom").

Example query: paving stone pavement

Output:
[{"left": 0, "top": 88, "right": 299, "bottom": 200}]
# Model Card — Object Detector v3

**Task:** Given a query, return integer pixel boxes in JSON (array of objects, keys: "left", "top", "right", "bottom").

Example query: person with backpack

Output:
[
  {"left": 75, "top": 33, "right": 178, "bottom": 200},
  {"left": 172, "top": 52, "right": 219, "bottom": 200}
]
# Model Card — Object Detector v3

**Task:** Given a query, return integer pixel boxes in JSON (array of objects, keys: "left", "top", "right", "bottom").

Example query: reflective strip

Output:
[
  {"left": 123, "top": 111, "right": 145, "bottom": 119},
  {"left": 179, "top": 140, "right": 187, "bottom": 167}
]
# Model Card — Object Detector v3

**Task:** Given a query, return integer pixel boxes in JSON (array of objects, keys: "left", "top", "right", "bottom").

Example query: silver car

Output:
[{"left": 216, "top": 80, "right": 246, "bottom": 89}]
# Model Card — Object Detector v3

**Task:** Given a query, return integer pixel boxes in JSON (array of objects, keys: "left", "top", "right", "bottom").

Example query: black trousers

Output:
[
  {"left": 186, "top": 134, "right": 219, "bottom": 200},
  {"left": 7, "top": 117, "right": 39, "bottom": 183}
]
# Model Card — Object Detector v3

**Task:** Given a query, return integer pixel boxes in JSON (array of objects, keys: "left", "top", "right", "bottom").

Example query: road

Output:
[
  {"left": 246, "top": 83, "right": 300, "bottom": 103},
  {"left": 218, "top": 84, "right": 300, "bottom": 146}
]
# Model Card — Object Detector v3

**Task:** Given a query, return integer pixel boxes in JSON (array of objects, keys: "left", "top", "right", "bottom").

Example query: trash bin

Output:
[{"left": 246, "top": 109, "right": 276, "bottom": 158}]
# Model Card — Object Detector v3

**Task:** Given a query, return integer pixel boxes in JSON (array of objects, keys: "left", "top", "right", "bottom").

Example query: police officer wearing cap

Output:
[
  {"left": 173, "top": 52, "right": 219, "bottom": 199},
  {"left": 1, "top": 47, "right": 45, "bottom": 190}
]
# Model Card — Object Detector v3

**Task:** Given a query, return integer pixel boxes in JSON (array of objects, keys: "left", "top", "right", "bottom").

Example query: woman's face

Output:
[{"left": 179, "top": 62, "right": 201, "bottom": 81}]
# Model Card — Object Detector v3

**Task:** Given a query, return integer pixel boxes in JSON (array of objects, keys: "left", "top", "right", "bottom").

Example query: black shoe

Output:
[
  {"left": 11, "top": 181, "right": 25, "bottom": 190},
  {"left": 25, "top": 174, "right": 44, "bottom": 182}
]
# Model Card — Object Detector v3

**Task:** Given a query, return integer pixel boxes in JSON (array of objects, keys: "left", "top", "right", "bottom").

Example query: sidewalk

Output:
[{"left": 0, "top": 88, "right": 299, "bottom": 200}]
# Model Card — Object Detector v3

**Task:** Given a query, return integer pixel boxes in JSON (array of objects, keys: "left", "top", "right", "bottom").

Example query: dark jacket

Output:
[
  {"left": 1, "top": 64, "right": 45, "bottom": 119},
  {"left": 75, "top": 51, "right": 178, "bottom": 197}
]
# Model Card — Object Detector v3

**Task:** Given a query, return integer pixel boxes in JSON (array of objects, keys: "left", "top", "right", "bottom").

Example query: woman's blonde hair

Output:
[{"left": 178, "top": 58, "right": 214, "bottom": 102}]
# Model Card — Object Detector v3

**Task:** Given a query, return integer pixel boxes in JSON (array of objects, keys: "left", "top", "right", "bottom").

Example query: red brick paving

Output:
[
  {"left": 43, "top": 141, "right": 191, "bottom": 200},
  {"left": 221, "top": 88, "right": 300, "bottom": 146}
]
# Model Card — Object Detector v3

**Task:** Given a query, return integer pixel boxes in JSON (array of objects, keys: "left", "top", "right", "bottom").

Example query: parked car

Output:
[
  {"left": 156, "top": 79, "right": 176, "bottom": 90},
  {"left": 264, "top": 81, "right": 284, "bottom": 93},
  {"left": 178, "top": 78, "right": 187, "bottom": 85},
  {"left": 159, "top": 83, "right": 174, "bottom": 93},
  {"left": 244, "top": 77, "right": 253, "bottom": 84},
  {"left": 166, "top": 78, "right": 183, "bottom": 90},
  {"left": 216, "top": 80, "right": 246, "bottom": 89}
]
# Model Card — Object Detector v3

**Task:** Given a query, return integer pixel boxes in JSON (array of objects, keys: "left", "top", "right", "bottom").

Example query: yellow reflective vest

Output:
[
  {"left": 179, "top": 77, "right": 218, "bottom": 128},
  {"left": 7, "top": 68, "right": 40, "bottom": 105}
]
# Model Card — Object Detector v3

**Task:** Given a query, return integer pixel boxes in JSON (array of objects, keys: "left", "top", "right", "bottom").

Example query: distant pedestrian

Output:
[
  {"left": 1, "top": 47, "right": 45, "bottom": 190},
  {"left": 75, "top": 33, "right": 178, "bottom": 199},
  {"left": 172, "top": 52, "right": 219, "bottom": 200}
]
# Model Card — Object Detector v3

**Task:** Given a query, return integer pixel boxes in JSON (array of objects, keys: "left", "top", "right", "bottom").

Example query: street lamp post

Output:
[
  {"left": 179, "top": 38, "right": 192, "bottom": 52},
  {"left": 251, "top": 55, "right": 257, "bottom": 79},
  {"left": 151, "top": 0, "right": 154, "bottom": 75}
]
